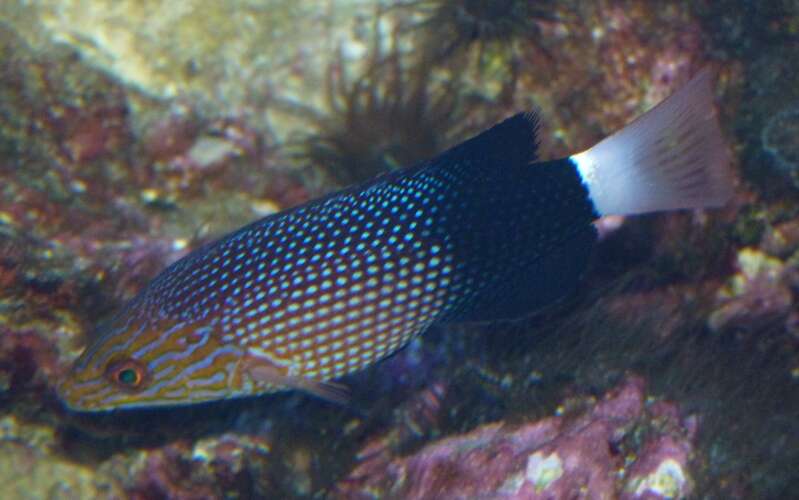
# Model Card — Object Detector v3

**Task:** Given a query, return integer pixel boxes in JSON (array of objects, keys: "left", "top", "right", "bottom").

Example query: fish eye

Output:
[
  {"left": 117, "top": 368, "right": 139, "bottom": 385},
  {"left": 107, "top": 359, "right": 147, "bottom": 390}
]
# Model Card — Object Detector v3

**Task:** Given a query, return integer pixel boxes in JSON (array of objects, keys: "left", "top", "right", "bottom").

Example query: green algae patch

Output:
[{"left": 0, "top": 415, "right": 125, "bottom": 498}]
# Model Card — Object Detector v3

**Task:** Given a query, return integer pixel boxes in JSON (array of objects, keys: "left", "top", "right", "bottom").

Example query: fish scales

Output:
[{"left": 59, "top": 69, "right": 733, "bottom": 411}]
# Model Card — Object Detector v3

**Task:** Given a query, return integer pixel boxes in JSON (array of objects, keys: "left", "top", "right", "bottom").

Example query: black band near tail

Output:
[{"left": 400, "top": 114, "right": 598, "bottom": 322}]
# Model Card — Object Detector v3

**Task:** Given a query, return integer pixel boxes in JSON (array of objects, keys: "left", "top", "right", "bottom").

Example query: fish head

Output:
[{"left": 58, "top": 314, "right": 245, "bottom": 412}]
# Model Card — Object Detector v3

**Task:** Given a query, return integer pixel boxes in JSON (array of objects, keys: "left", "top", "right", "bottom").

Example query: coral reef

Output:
[
  {"left": 0, "top": 415, "right": 126, "bottom": 498},
  {"left": 335, "top": 378, "right": 698, "bottom": 499},
  {"left": 708, "top": 247, "right": 796, "bottom": 334},
  {"left": 0, "top": 0, "right": 796, "bottom": 498},
  {"left": 126, "top": 432, "right": 273, "bottom": 499},
  {"left": 692, "top": 0, "right": 799, "bottom": 195},
  {"left": 1, "top": 1, "right": 353, "bottom": 116}
]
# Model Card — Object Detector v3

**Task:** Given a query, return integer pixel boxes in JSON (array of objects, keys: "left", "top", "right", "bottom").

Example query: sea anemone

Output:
[{"left": 297, "top": 23, "right": 488, "bottom": 186}]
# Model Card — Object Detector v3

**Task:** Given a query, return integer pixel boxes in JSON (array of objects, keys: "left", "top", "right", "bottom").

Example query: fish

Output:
[{"left": 57, "top": 68, "right": 732, "bottom": 411}]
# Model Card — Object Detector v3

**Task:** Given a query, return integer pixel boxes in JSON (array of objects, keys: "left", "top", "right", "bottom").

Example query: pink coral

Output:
[{"left": 336, "top": 378, "right": 697, "bottom": 499}]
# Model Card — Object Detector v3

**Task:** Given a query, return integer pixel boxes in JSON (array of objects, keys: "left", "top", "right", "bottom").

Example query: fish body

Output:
[{"left": 59, "top": 69, "right": 732, "bottom": 411}]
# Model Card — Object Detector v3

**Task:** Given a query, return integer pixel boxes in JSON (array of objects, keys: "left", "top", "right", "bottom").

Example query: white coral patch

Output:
[
  {"left": 631, "top": 458, "right": 687, "bottom": 498},
  {"left": 525, "top": 451, "right": 563, "bottom": 491}
]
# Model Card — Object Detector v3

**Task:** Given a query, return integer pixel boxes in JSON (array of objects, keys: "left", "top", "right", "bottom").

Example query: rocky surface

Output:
[
  {"left": 0, "top": 1, "right": 797, "bottom": 498},
  {"left": 336, "top": 378, "right": 697, "bottom": 500}
]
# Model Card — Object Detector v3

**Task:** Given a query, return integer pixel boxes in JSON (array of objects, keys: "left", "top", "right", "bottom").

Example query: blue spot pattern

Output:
[{"left": 124, "top": 113, "right": 598, "bottom": 382}]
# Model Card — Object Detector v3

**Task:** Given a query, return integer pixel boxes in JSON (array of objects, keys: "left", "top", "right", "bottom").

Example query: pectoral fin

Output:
[{"left": 241, "top": 351, "right": 350, "bottom": 405}]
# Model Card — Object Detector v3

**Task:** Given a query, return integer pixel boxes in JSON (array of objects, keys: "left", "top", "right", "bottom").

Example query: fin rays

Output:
[{"left": 571, "top": 67, "right": 733, "bottom": 216}]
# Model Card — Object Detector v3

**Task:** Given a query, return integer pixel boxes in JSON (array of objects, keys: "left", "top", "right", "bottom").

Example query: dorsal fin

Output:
[{"left": 436, "top": 112, "right": 540, "bottom": 172}]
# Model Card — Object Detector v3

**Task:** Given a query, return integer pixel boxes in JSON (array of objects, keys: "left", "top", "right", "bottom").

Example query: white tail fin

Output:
[{"left": 570, "top": 67, "right": 733, "bottom": 216}]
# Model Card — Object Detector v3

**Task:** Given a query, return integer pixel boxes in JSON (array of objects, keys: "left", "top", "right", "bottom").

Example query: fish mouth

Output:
[{"left": 54, "top": 375, "right": 83, "bottom": 411}]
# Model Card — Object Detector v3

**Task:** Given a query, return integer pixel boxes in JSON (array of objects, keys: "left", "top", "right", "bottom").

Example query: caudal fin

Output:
[{"left": 570, "top": 67, "right": 733, "bottom": 216}]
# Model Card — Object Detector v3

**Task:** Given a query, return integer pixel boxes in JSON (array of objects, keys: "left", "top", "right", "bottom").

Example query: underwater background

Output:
[{"left": 0, "top": 0, "right": 797, "bottom": 498}]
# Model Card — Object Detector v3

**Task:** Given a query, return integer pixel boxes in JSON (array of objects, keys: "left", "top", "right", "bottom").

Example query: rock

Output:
[
  {"left": 336, "top": 378, "right": 697, "bottom": 499},
  {"left": 708, "top": 247, "right": 794, "bottom": 333}
]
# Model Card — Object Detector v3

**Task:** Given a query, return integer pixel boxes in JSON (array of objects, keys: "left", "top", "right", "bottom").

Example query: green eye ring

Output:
[{"left": 106, "top": 359, "right": 146, "bottom": 389}]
